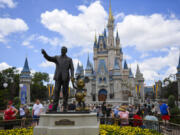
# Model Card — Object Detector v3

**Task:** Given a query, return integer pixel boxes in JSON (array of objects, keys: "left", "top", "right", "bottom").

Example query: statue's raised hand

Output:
[{"left": 41, "top": 49, "right": 46, "bottom": 55}]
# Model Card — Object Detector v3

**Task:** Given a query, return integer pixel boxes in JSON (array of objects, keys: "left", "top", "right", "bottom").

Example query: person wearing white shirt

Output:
[
  {"left": 32, "top": 99, "right": 43, "bottom": 126},
  {"left": 19, "top": 104, "right": 26, "bottom": 127}
]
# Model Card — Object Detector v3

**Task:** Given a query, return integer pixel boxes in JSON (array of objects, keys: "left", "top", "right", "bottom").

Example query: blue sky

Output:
[{"left": 0, "top": 0, "right": 180, "bottom": 85}]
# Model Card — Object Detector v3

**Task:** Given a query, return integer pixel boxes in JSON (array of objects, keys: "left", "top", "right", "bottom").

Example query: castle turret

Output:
[
  {"left": 85, "top": 55, "right": 93, "bottom": 76},
  {"left": 75, "top": 62, "right": 84, "bottom": 77},
  {"left": 20, "top": 57, "right": 31, "bottom": 104},
  {"left": 124, "top": 60, "right": 128, "bottom": 69},
  {"left": 116, "top": 31, "right": 120, "bottom": 48},
  {"left": 107, "top": 0, "right": 114, "bottom": 47},
  {"left": 104, "top": 28, "right": 106, "bottom": 38},
  {"left": 176, "top": 54, "right": 180, "bottom": 104},
  {"left": 135, "top": 64, "right": 144, "bottom": 101},
  {"left": 129, "top": 68, "right": 134, "bottom": 78},
  {"left": 123, "top": 60, "right": 129, "bottom": 80}
]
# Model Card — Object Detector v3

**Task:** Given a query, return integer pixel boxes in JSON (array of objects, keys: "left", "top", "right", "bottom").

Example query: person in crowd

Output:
[
  {"left": 144, "top": 111, "right": 158, "bottom": 130},
  {"left": 113, "top": 106, "right": 119, "bottom": 118},
  {"left": 68, "top": 101, "right": 76, "bottom": 111},
  {"left": 118, "top": 106, "right": 129, "bottom": 126},
  {"left": 143, "top": 104, "right": 148, "bottom": 117},
  {"left": 154, "top": 101, "right": 160, "bottom": 115},
  {"left": 101, "top": 102, "right": 106, "bottom": 117},
  {"left": 48, "top": 100, "right": 53, "bottom": 110},
  {"left": 4, "top": 101, "right": 18, "bottom": 129},
  {"left": 159, "top": 100, "right": 170, "bottom": 124},
  {"left": 32, "top": 99, "right": 43, "bottom": 126},
  {"left": 91, "top": 104, "right": 96, "bottom": 112},
  {"left": 133, "top": 110, "right": 143, "bottom": 127},
  {"left": 151, "top": 104, "right": 156, "bottom": 115},
  {"left": 19, "top": 104, "right": 26, "bottom": 127},
  {"left": 106, "top": 104, "right": 112, "bottom": 118}
]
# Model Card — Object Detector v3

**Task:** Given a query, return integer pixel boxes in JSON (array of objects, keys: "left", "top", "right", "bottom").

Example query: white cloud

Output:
[
  {"left": 117, "top": 14, "right": 180, "bottom": 51},
  {"left": 37, "top": 35, "right": 61, "bottom": 46},
  {"left": 131, "top": 47, "right": 179, "bottom": 85},
  {"left": 49, "top": 73, "right": 54, "bottom": 83},
  {"left": 41, "top": 1, "right": 107, "bottom": 48},
  {"left": 124, "top": 54, "right": 132, "bottom": 60},
  {"left": 115, "top": 12, "right": 125, "bottom": 20},
  {"left": 0, "top": 18, "right": 28, "bottom": 43},
  {"left": 0, "top": 0, "right": 17, "bottom": 8},
  {"left": 0, "top": 62, "right": 11, "bottom": 71},
  {"left": 140, "top": 53, "right": 149, "bottom": 59},
  {"left": 73, "top": 47, "right": 93, "bottom": 57},
  {"left": 22, "top": 34, "right": 61, "bottom": 49},
  {"left": 39, "top": 61, "right": 55, "bottom": 68},
  {"left": 40, "top": 58, "right": 81, "bottom": 68},
  {"left": 34, "top": 49, "right": 39, "bottom": 53}
]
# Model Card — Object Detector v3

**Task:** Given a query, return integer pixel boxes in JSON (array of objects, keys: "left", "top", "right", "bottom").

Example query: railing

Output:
[
  {"left": 0, "top": 117, "right": 180, "bottom": 135},
  {"left": 99, "top": 117, "right": 180, "bottom": 135},
  {"left": 0, "top": 118, "right": 37, "bottom": 129}
]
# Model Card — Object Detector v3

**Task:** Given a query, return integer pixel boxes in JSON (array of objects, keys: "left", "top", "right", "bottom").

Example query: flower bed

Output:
[
  {"left": 0, "top": 127, "right": 33, "bottom": 135},
  {"left": 100, "top": 125, "right": 162, "bottom": 135},
  {"left": 0, "top": 125, "right": 161, "bottom": 135}
]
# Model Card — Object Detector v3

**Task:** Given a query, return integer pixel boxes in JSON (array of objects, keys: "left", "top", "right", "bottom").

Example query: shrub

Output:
[
  {"left": 0, "top": 127, "right": 33, "bottom": 135},
  {"left": 100, "top": 125, "right": 162, "bottom": 135},
  {"left": 168, "top": 95, "right": 175, "bottom": 108}
]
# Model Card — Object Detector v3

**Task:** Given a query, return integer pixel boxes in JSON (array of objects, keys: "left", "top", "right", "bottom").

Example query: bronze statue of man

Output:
[{"left": 41, "top": 46, "right": 74, "bottom": 111}]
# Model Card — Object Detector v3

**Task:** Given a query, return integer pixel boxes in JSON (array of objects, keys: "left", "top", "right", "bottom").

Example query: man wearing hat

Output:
[{"left": 118, "top": 105, "right": 129, "bottom": 126}]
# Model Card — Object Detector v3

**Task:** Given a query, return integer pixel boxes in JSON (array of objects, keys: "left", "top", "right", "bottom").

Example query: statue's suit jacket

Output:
[{"left": 43, "top": 53, "right": 74, "bottom": 81}]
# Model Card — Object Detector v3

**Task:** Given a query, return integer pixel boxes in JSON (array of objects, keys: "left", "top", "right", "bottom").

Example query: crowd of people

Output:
[
  {"left": 3, "top": 99, "right": 43, "bottom": 129},
  {"left": 88, "top": 100, "right": 170, "bottom": 129},
  {"left": 2, "top": 99, "right": 170, "bottom": 131}
]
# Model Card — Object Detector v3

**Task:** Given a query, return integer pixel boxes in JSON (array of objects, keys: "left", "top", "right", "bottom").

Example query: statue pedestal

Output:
[{"left": 33, "top": 113, "right": 99, "bottom": 135}]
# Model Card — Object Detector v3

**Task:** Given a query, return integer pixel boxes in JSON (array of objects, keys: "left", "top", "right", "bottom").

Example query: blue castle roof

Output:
[
  {"left": 177, "top": 55, "right": 180, "bottom": 69},
  {"left": 124, "top": 60, "right": 128, "bottom": 69},
  {"left": 76, "top": 62, "right": 84, "bottom": 75},
  {"left": 22, "top": 57, "right": 30, "bottom": 73},
  {"left": 104, "top": 29, "right": 106, "bottom": 37},
  {"left": 129, "top": 68, "right": 133, "bottom": 78},
  {"left": 20, "top": 57, "right": 31, "bottom": 79},
  {"left": 97, "top": 35, "right": 106, "bottom": 49},
  {"left": 86, "top": 55, "right": 92, "bottom": 70}
]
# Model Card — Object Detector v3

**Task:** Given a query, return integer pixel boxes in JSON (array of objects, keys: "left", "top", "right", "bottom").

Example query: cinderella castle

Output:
[{"left": 75, "top": 1, "right": 144, "bottom": 104}]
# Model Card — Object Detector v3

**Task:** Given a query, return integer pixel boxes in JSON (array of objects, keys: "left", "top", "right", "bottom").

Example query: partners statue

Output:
[
  {"left": 73, "top": 75, "right": 89, "bottom": 111},
  {"left": 41, "top": 46, "right": 74, "bottom": 112}
]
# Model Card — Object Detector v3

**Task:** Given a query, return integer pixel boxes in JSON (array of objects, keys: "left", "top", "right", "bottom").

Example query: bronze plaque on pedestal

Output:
[{"left": 55, "top": 119, "right": 75, "bottom": 126}]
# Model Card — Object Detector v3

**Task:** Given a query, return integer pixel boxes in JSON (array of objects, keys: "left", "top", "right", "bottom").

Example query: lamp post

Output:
[{"left": 3, "top": 83, "right": 8, "bottom": 88}]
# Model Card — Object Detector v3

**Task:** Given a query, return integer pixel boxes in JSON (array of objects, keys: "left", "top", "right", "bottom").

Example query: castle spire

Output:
[
  {"left": 86, "top": 54, "right": 92, "bottom": 70},
  {"left": 109, "top": 0, "right": 114, "bottom": 21},
  {"left": 107, "top": 0, "right": 114, "bottom": 47},
  {"left": 124, "top": 60, "right": 128, "bottom": 69},
  {"left": 22, "top": 57, "right": 30, "bottom": 73},
  {"left": 94, "top": 32, "right": 97, "bottom": 48},
  {"left": 95, "top": 32, "right": 97, "bottom": 43},
  {"left": 177, "top": 50, "right": 180, "bottom": 70},
  {"left": 136, "top": 64, "right": 140, "bottom": 74}
]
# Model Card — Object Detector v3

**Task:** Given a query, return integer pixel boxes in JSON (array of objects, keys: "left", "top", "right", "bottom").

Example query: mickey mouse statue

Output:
[{"left": 73, "top": 75, "right": 89, "bottom": 111}]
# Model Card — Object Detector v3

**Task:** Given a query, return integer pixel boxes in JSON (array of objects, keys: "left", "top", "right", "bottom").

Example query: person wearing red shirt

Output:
[
  {"left": 4, "top": 101, "right": 18, "bottom": 129},
  {"left": 133, "top": 110, "right": 143, "bottom": 127}
]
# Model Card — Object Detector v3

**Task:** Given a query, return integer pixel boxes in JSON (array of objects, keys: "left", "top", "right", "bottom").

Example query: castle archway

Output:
[{"left": 98, "top": 89, "right": 107, "bottom": 101}]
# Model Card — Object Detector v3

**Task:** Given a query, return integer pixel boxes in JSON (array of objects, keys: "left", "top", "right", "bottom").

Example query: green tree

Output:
[
  {"left": 30, "top": 72, "right": 49, "bottom": 102},
  {"left": 161, "top": 78, "right": 178, "bottom": 101},
  {"left": 168, "top": 95, "right": 175, "bottom": 108},
  {"left": 0, "top": 67, "right": 20, "bottom": 109}
]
